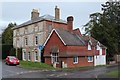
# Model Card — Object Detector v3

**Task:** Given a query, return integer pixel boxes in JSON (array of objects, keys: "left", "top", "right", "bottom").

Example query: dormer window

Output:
[
  {"left": 97, "top": 42, "right": 100, "bottom": 50},
  {"left": 88, "top": 42, "right": 91, "bottom": 50},
  {"left": 88, "top": 40, "right": 92, "bottom": 50}
]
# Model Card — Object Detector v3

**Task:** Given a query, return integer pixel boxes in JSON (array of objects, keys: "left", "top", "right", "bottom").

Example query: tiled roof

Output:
[
  {"left": 55, "top": 29, "right": 86, "bottom": 46},
  {"left": 82, "top": 36, "right": 106, "bottom": 48},
  {"left": 13, "top": 14, "right": 66, "bottom": 29}
]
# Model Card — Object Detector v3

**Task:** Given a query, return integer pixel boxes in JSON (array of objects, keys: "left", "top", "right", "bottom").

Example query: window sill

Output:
[
  {"left": 73, "top": 62, "right": 78, "bottom": 64},
  {"left": 35, "top": 60, "right": 39, "bottom": 62},
  {"left": 88, "top": 61, "right": 93, "bottom": 62}
]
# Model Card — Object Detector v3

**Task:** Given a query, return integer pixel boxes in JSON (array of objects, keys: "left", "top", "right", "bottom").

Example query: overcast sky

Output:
[{"left": 0, "top": 1, "right": 106, "bottom": 34}]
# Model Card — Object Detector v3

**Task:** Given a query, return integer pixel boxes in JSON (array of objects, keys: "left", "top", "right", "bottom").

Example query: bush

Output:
[
  {"left": 2, "top": 44, "right": 13, "bottom": 59},
  {"left": 9, "top": 48, "right": 16, "bottom": 56},
  {"left": 17, "top": 48, "right": 22, "bottom": 60}
]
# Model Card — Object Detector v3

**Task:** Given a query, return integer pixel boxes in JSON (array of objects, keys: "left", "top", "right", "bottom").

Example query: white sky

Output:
[{"left": 0, "top": 1, "right": 106, "bottom": 34}]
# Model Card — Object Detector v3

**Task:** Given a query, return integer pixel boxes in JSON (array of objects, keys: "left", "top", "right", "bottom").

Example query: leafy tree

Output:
[
  {"left": 2, "top": 23, "right": 16, "bottom": 45},
  {"left": 2, "top": 23, "right": 16, "bottom": 59},
  {"left": 83, "top": 1, "right": 120, "bottom": 61}
]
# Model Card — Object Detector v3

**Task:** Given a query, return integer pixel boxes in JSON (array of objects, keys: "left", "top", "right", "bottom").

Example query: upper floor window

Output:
[
  {"left": 35, "top": 36, "right": 38, "bottom": 45},
  {"left": 88, "top": 42, "right": 91, "bottom": 50},
  {"left": 73, "top": 56, "right": 78, "bottom": 64},
  {"left": 25, "top": 37, "right": 28, "bottom": 45},
  {"left": 24, "top": 27, "right": 28, "bottom": 34},
  {"left": 97, "top": 42, "right": 100, "bottom": 50}
]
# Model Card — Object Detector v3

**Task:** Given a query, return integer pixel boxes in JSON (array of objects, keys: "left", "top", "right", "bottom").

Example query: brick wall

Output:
[{"left": 67, "top": 57, "right": 93, "bottom": 68}]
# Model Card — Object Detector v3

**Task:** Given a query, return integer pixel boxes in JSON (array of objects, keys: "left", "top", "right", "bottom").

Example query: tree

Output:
[
  {"left": 2, "top": 23, "right": 16, "bottom": 45},
  {"left": 2, "top": 23, "right": 16, "bottom": 59},
  {"left": 83, "top": 1, "right": 120, "bottom": 61}
]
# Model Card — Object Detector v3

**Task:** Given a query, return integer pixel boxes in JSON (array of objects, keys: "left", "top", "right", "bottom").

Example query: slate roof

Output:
[
  {"left": 13, "top": 14, "right": 66, "bottom": 29},
  {"left": 55, "top": 29, "right": 86, "bottom": 46}
]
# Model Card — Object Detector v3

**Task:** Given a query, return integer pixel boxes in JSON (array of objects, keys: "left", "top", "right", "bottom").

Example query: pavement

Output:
[{"left": 2, "top": 60, "right": 119, "bottom": 79}]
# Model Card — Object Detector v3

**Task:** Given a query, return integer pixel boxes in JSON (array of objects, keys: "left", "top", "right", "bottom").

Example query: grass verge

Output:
[
  {"left": 18, "top": 60, "right": 111, "bottom": 72},
  {"left": 18, "top": 60, "right": 55, "bottom": 70},
  {"left": 105, "top": 70, "right": 120, "bottom": 77}
]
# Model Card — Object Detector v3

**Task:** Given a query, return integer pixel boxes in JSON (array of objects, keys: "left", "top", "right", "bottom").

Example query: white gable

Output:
[{"left": 43, "top": 29, "right": 66, "bottom": 47}]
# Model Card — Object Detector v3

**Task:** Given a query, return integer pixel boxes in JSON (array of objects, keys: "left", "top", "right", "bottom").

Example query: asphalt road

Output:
[
  {"left": 2, "top": 61, "right": 45, "bottom": 78},
  {"left": 2, "top": 60, "right": 119, "bottom": 78}
]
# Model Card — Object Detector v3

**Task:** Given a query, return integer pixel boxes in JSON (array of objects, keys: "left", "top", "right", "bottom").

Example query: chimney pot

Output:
[
  {"left": 67, "top": 16, "right": 74, "bottom": 31},
  {"left": 31, "top": 9, "right": 39, "bottom": 20},
  {"left": 55, "top": 6, "right": 60, "bottom": 20},
  {"left": 67, "top": 16, "right": 74, "bottom": 21}
]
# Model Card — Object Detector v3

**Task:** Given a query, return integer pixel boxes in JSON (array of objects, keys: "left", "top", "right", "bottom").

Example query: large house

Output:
[
  {"left": 43, "top": 16, "right": 107, "bottom": 68},
  {"left": 13, "top": 6, "right": 70, "bottom": 62},
  {"left": 13, "top": 6, "right": 106, "bottom": 68}
]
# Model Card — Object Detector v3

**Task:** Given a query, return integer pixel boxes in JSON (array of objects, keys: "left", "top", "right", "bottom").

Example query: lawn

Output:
[{"left": 19, "top": 60, "right": 55, "bottom": 70}]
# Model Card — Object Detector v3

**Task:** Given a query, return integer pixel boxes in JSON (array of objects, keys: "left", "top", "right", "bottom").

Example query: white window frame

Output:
[
  {"left": 28, "top": 52, "right": 31, "bottom": 61},
  {"left": 51, "top": 53, "right": 59, "bottom": 64},
  {"left": 73, "top": 56, "right": 78, "bottom": 64},
  {"left": 34, "top": 51, "right": 38, "bottom": 61},
  {"left": 23, "top": 52, "right": 27, "bottom": 61},
  {"left": 87, "top": 56, "right": 93, "bottom": 62}
]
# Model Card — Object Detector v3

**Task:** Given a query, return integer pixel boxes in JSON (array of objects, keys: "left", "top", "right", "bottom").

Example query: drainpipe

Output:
[{"left": 94, "top": 46, "right": 96, "bottom": 66}]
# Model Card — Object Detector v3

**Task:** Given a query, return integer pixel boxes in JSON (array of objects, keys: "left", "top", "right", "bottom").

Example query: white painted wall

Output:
[{"left": 94, "top": 55, "right": 106, "bottom": 66}]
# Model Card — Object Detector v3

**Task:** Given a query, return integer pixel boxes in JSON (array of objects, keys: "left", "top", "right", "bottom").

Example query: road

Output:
[{"left": 2, "top": 61, "right": 119, "bottom": 78}]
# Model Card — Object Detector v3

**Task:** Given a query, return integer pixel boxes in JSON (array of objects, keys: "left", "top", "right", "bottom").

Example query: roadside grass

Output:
[
  {"left": 19, "top": 60, "right": 113, "bottom": 72},
  {"left": 61, "top": 65, "right": 106, "bottom": 71},
  {"left": 19, "top": 60, "right": 55, "bottom": 70},
  {"left": 61, "top": 66, "right": 94, "bottom": 71},
  {"left": 105, "top": 70, "right": 120, "bottom": 77}
]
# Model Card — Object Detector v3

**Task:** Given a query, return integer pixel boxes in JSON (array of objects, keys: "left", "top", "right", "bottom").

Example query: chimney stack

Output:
[
  {"left": 31, "top": 9, "right": 39, "bottom": 20},
  {"left": 55, "top": 6, "right": 60, "bottom": 20},
  {"left": 67, "top": 16, "right": 74, "bottom": 31}
]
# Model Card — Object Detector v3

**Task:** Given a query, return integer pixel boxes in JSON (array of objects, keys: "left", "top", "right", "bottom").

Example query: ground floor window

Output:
[
  {"left": 23, "top": 52, "right": 27, "bottom": 60},
  {"left": 88, "top": 56, "right": 93, "bottom": 62},
  {"left": 73, "top": 56, "right": 78, "bottom": 64},
  {"left": 28, "top": 52, "right": 31, "bottom": 61},
  {"left": 51, "top": 53, "right": 58, "bottom": 63},
  {"left": 34, "top": 51, "right": 38, "bottom": 61}
]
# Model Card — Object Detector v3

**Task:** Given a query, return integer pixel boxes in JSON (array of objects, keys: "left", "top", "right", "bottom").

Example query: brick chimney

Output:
[
  {"left": 55, "top": 6, "right": 60, "bottom": 20},
  {"left": 31, "top": 9, "right": 39, "bottom": 20},
  {"left": 67, "top": 16, "right": 73, "bottom": 31}
]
